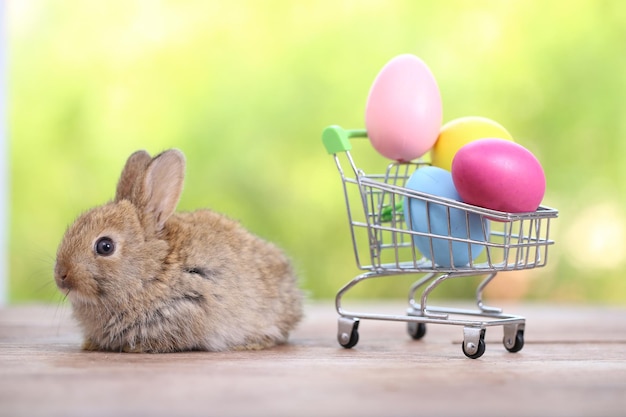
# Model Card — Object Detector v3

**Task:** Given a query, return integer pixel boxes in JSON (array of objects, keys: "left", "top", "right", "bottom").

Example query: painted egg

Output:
[
  {"left": 451, "top": 138, "right": 546, "bottom": 213},
  {"left": 403, "top": 166, "right": 490, "bottom": 267},
  {"left": 431, "top": 116, "right": 514, "bottom": 171},
  {"left": 365, "top": 54, "right": 443, "bottom": 162}
]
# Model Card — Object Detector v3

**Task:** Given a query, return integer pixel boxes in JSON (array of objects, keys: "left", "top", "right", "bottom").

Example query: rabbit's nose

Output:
[{"left": 54, "top": 263, "right": 71, "bottom": 289}]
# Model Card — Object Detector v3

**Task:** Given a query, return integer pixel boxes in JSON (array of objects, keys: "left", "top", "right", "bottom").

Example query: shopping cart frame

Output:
[{"left": 322, "top": 125, "right": 558, "bottom": 359}]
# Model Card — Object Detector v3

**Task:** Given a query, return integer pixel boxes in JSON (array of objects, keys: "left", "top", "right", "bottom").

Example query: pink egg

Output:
[
  {"left": 365, "top": 54, "right": 442, "bottom": 162},
  {"left": 451, "top": 138, "right": 546, "bottom": 213}
]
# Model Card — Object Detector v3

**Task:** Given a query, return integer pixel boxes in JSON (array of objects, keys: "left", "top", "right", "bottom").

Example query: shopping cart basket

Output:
[{"left": 322, "top": 125, "right": 558, "bottom": 359}]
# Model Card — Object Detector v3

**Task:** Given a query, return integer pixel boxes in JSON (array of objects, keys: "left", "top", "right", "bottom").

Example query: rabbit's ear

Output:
[
  {"left": 141, "top": 149, "right": 185, "bottom": 231},
  {"left": 115, "top": 150, "right": 152, "bottom": 202}
]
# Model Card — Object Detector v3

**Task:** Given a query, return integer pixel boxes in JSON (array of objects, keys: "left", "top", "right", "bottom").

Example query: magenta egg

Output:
[
  {"left": 365, "top": 54, "right": 443, "bottom": 162},
  {"left": 451, "top": 138, "right": 546, "bottom": 213}
]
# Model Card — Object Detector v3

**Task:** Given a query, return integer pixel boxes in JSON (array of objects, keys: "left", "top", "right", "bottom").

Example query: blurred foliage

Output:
[{"left": 7, "top": 0, "right": 626, "bottom": 304}]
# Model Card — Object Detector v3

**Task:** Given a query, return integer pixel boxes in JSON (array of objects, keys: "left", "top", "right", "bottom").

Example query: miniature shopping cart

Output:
[{"left": 322, "top": 125, "right": 558, "bottom": 359}]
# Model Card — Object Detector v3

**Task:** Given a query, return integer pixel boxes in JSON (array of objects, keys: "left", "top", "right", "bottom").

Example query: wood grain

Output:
[{"left": 1, "top": 302, "right": 625, "bottom": 417}]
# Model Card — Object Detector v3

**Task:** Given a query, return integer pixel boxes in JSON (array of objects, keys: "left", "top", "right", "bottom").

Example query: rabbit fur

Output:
[{"left": 54, "top": 149, "right": 303, "bottom": 353}]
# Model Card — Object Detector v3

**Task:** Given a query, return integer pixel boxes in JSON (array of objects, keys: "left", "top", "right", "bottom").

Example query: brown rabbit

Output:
[{"left": 54, "top": 149, "right": 303, "bottom": 352}]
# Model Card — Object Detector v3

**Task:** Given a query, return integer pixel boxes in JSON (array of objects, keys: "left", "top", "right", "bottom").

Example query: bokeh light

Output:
[{"left": 7, "top": 0, "right": 626, "bottom": 304}]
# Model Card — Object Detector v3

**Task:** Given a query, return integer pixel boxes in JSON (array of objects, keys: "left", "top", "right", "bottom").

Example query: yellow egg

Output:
[{"left": 430, "top": 116, "right": 514, "bottom": 171}]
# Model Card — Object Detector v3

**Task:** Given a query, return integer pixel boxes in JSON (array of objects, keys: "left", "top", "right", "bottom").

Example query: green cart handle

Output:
[{"left": 322, "top": 125, "right": 368, "bottom": 154}]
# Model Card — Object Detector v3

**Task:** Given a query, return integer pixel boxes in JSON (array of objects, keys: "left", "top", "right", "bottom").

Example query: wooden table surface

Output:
[{"left": 1, "top": 301, "right": 625, "bottom": 417}]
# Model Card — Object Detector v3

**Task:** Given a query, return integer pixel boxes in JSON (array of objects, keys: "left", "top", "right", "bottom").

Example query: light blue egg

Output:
[{"left": 403, "top": 166, "right": 489, "bottom": 267}]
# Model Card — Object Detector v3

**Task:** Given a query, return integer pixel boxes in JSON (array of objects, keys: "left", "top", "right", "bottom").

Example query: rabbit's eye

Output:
[{"left": 95, "top": 237, "right": 116, "bottom": 256}]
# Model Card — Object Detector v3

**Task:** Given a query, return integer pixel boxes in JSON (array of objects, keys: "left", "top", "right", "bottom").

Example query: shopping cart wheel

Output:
[
  {"left": 407, "top": 322, "right": 427, "bottom": 340},
  {"left": 503, "top": 329, "right": 525, "bottom": 353},
  {"left": 337, "top": 317, "right": 360, "bottom": 349},
  {"left": 462, "top": 327, "right": 486, "bottom": 359}
]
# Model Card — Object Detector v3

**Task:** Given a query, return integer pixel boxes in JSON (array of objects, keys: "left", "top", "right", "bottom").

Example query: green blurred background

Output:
[{"left": 7, "top": 0, "right": 626, "bottom": 304}]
